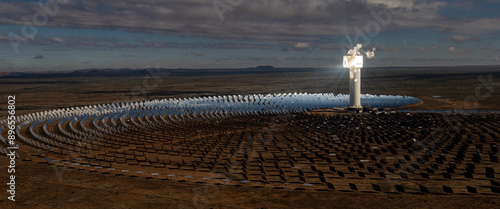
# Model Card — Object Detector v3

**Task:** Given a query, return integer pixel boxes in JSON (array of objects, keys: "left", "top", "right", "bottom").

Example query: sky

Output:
[{"left": 1, "top": 0, "right": 500, "bottom": 72}]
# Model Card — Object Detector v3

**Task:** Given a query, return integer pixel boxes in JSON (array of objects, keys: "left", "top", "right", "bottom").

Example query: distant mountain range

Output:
[
  {"left": 0, "top": 72, "right": 27, "bottom": 77},
  {"left": 1, "top": 65, "right": 499, "bottom": 78},
  {"left": 0, "top": 66, "right": 279, "bottom": 77}
]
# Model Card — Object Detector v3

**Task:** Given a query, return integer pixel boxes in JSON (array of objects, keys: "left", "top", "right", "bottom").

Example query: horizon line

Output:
[{"left": 2, "top": 64, "right": 500, "bottom": 74}]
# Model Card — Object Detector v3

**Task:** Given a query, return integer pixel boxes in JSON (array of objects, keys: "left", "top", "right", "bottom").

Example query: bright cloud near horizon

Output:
[{"left": 0, "top": 0, "right": 500, "bottom": 72}]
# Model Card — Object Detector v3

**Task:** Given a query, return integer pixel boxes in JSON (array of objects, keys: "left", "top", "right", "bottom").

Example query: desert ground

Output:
[
  {"left": 1, "top": 66, "right": 499, "bottom": 115},
  {"left": 1, "top": 66, "right": 500, "bottom": 209}
]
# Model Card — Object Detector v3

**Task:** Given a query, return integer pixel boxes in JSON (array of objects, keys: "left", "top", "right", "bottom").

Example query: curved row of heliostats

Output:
[{"left": 0, "top": 93, "right": 420, "bottom": 147}]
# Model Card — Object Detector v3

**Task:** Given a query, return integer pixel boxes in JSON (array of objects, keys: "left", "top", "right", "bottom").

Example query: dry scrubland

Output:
[
  {"left": 1, "top": 66, "right": 500, "bottom": 209},
  {"left": 0, "top": 66, "right": 499, "bottom": 117}
]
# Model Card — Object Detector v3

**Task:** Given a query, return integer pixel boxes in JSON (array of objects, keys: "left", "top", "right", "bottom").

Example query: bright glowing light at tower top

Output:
[
  {"left": 343, "top": 55, "right": 363, "bottom": 68},
  {"left": 343, "top": 44, "right": 376, "bottom": 69}
]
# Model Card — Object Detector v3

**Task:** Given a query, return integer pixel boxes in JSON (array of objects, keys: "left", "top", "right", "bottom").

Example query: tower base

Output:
[{"left": 348, "top": 106, "right": 363, "bottom": 113}]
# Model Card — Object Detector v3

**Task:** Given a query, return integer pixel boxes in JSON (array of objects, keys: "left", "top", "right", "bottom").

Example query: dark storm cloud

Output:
[
  {"left": 33, "top": 54, "right": 44, "bottom": 59},
  {"left": 1, "top": 0, "right": 500, "bottom": 44}
]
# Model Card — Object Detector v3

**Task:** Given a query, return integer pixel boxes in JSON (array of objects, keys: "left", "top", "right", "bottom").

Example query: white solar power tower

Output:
[{"left": 343, "top": 55, "right": 363, "bottom": 113}]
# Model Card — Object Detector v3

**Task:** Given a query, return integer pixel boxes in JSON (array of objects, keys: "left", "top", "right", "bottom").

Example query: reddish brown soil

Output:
[{"left": 2, "top": 158, "right": 499, "bottom": 209}]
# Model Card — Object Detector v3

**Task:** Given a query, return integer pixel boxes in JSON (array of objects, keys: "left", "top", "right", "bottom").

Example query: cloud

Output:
[
  {"left": 414, "top": 45, "right": 438, "bottom": 51},
  {"left": 450, "top": 18, "right": 500, "bottom": 34},
  {"left": 375, "top": 44, "right": 407, "bottom": 52},
  {"left": 184, "top": 52, "right": 205, "bottom": 57},
  {"left": 28, "top": 34, "right": 281, "bottom": 50},
  {"left": 320, "top": 44, "right": 342, "bottom": 51},
  {"left": 0, "top": 32, "right": 35, "bottom": 44},
  {"left": 365, "top": 47, "right": 376, "bottom": 59},
  {"left": 448, "top": 46, "right": 468, "bottom": 54},
  {"left": 39, "top": 36, "right": 142, "bottom": 48},
  {"left": 112, "top": 41, "right": 139, "bottom": 48},
  {"left": 33, "top": 54, "right": 44, "bottom": 59},
  {"left": 0, "top": 33, "right": 9, "bottom": 42},
  {"left": 216, "top": 58, "right": 231, "bottom": 62},
  {"left": 0, "top": 0, "right": 498, "bottom": 46},
  {"left": 293, "top": 42, "right": 310, "bottom": 51},
  {"left": 451, "top": 35, "right": 479, "bottom": 43},
  {"left": 51, "top": 37, "right": 65, "bottom": 43}
]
